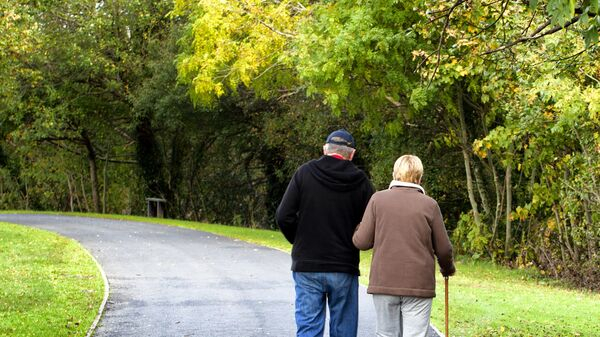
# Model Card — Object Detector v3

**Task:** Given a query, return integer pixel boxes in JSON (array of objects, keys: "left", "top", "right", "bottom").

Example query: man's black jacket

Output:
[{"left": 276, "top": 155, "right": 374, "bottom": 275}]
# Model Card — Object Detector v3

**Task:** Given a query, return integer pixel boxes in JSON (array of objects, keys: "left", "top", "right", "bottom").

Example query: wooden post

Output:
[
  {"left": 445, "top": 276, "right": 449, "bottom": 337},
  {"left": 157, "top": 202, "right": 164, "bottom": 218}
]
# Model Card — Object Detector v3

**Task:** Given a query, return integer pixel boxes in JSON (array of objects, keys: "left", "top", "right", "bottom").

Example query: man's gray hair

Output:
[{"left": 324, "top": 143, "right": 355, "bottom": 159}]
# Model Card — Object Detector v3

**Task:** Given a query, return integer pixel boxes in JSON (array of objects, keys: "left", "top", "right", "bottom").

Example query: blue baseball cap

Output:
[{"left": 326, "top": 129, "right": 355, "bottom": 148}]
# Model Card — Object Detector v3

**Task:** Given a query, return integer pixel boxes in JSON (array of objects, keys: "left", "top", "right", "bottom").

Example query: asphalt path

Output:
[{"left": 1, "top": 214, "right": 440, "bottom": 337}]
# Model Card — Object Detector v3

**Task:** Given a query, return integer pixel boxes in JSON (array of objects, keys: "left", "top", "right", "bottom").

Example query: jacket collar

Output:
[{"left": 388, "top": 180, "right": 426, "bottom": 195}]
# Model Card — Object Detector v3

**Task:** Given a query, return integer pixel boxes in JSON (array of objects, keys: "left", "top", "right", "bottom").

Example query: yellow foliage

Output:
[
  {"left": 174, "top": 0, "right": 308, "bottom": 105},
  {"left": 472, "top": 139, "right": 488, "bottom": 158},
  {"left": 411, "top": 49, "right": 427, "bottom": 59},
  {"left": 515, "top": 206, "right": 529, "bottom": 221},
  {"left": 584, "top": 87, "right": 600, "bottom": 121},
  {"left": 546, "top": 218, "right": 556, "bottom": 231}
]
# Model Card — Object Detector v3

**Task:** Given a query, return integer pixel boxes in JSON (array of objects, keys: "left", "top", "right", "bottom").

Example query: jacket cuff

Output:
[{"left": 440, "top": 265, "right": 456, "bottom": 277}]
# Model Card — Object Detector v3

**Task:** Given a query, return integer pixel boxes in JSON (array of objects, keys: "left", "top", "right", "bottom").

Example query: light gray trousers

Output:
[{"left": 372, "top": 294, "right": 433, "bottom": 337}]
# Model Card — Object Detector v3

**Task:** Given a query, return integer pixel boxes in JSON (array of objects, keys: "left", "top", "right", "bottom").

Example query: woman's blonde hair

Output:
[{"left": 393, "top": 155, "right": 423, "bottom": 184}]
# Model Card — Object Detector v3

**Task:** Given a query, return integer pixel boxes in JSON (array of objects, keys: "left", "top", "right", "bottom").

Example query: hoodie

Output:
[{"left": 276, "top": 155, "right": 374, "bottom": 275}]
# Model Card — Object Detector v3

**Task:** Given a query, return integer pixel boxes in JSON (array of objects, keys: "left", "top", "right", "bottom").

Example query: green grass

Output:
[
  {"left": 0, "top": 222, "right": 104, "bottom": 337},
  {"left": 2, "top": 211, "right": 599, "bottom": 336},
  {"left": 429, "top": 257, "right": 600, "bottom": 337}
]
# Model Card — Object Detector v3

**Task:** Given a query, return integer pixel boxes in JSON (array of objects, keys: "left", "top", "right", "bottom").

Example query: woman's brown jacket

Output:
[{"left": 353, "top": 184, "right": 455, "bottom": 298}]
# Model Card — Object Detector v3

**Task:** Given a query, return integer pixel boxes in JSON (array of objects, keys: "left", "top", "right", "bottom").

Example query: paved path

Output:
[{"left": 1, "top": 214, "right": 440, "bottom": 337}]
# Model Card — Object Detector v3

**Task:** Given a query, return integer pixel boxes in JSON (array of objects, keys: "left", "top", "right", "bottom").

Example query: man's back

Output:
[{"left": 276, "top": 155, "right": 373, "bottom": 275}]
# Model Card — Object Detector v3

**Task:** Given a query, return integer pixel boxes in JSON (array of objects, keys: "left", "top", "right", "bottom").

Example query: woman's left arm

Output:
[
  {"left": 430, "top": 202, "right": 456, "bottom": 276},
  {"left": 352, "top": 195, "right": 376, "bottom": 250}
]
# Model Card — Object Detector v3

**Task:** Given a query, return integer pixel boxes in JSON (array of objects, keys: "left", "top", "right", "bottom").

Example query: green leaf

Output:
[
  {"left": 591, "top": 0, "right": 599, "bottom": 14},
  {"left": 529, "top": 0, "right": 539, "bottom": 9},
  {"left": 409, "top": 87, "right": 430, "bottom": 110},
  {"left": 584, "top": 27, "right": 599, "bottom": 48},
  {"left": 548, "top": 0, "right": 576, "bottom": 26}
]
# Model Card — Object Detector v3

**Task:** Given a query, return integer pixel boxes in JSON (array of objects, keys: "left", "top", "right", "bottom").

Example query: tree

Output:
[
  {"left": 173, "top": 0, "right": 307, "bottom": 105},
  {"left": 1, "top": 0, "right": 174, "bottom": 212},
  {"left": 172, "top": 0, "right": 599, "bottom": 286}
]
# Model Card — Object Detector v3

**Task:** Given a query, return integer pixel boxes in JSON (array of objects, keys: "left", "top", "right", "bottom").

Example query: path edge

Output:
[{"left": 82, "top": 246, "right": 110, "bottom": 337}]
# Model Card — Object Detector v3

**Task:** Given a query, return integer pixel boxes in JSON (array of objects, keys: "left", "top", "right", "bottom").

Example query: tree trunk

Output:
[
  {"left": 69, "top": 174, "right": 83, "bottom": 211},
  {"left": 244, "top": 156, "right": 258, "bottom": 227},
  {"left": 24, "top": 181, "right": 29, "bottom": 210},
  {"left": 82, "top": 130, "right": 100, "bottom": 213},
  {"left": 504, "top": 149, "right": 513, "bottom": 259},
  {"left": 67, "top": 174, "right": 74, "bottom": 212},
  {"left": 135, "top": 114, "right": 168, "bottom": 200},
  {"left": 582, "top": 199, "right": 596, "bottom": 259},
  {"left": 568, "top": 215, "right": 580, "bottom": 263},
  {"left": 473, "top": 161, "right": 491, "bottom": 217},
  {"left": 478, "top": 110, "right": 503, "bottom": 256},
  {"left": 80, "top": 175, "right": 90, "bottom": 212},
  {"left": 259, "top": 145, "right": 287, "bottom": 229},
  {"left": 538, "top": 243, "right": 559, "bottom": 277},
  {"left": 103, "top": 157, "right": 108, "bottom": 214},
  {"left": 456, "top": 86, "right": 482, "bottom": 228},
  {"left": 488, "top": 154, "right": 504, "bottom": 255},
  {"left": 552, "top": 206, "right": 568, "bottom": 265}
]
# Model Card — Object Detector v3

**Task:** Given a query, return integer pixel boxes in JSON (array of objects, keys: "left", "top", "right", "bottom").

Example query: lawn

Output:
[
  {"left": 0, "top": 222, "right": 104, "bottom": 337},
  {"left": 428, "top": 257, "right": 600, "bottom": 337},
  {"left": 2, "top": 211, "right": 599, "bottom": 337}
]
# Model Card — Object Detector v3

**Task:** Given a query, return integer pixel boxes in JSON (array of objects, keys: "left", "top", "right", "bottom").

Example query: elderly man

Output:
[{"left": 276, "top": 129, "right": 374, "bottom": 337}]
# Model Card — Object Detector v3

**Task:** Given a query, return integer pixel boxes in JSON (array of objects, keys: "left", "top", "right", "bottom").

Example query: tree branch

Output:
[
  {"left": 530, "top": 19, "right": 552, "bottom": 36},
  {"left": 427, "top": 0, "right": 466, "bottom": 87},
  {"left": 44, "top": 139, "right": 84, "bottom": 156},
  {"left": 472, "top": 0, "right": 510, "bottom": 38},
  {"left": 582, "top": 69, "right": 600, "bottom": 84},
  {"left": 237, "top": 7, "right": 296, "bottom": 38},
  {"left": 521, "top": 9, "right": 538, "bottom": 35},
  {"left": 481, "top": 16, "right": 580, "bottom": 55},
  {"left": 385, "top": 96, "right": 403, "bottom": 107},
  {"left": 253, "top": 61, "right": 283, "bottom": 81},
  {"left": 97, "top": 156, "right": 138, "bottom": 165},
  {"left": 112, "top": 126, "right": 134, "bottom": 142},
  {"left": 277, "top": 86, "right": 304, "bottom": 100},
  {"left": 254, "top": 17, "right": 296, "bottom": 38},
  {"left": 531, "top": 45, "right": 592, "bottom": 67}
]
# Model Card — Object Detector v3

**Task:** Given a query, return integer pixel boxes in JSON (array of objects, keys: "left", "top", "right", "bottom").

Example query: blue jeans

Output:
[{"left": 293, "top": 272, "right": 359, "bottom": 337}]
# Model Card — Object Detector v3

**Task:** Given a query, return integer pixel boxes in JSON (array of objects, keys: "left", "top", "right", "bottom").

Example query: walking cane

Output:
[{"left": 444, "top": 276, "right": 449, "bottom": 337}]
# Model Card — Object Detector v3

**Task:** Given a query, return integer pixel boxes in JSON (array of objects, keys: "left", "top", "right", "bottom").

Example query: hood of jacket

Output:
[{"left": 307, "top": 155, "right": 368, "bottom": 192}]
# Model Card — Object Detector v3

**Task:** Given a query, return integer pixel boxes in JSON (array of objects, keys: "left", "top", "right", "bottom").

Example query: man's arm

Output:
[{"left": 275, "top": 173, "right": 301, "bottom": 244}]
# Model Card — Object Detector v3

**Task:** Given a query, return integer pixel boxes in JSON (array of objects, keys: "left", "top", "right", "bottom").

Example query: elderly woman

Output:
[{"left": 353, "top": 155, "right": 455, "bottom": 337}]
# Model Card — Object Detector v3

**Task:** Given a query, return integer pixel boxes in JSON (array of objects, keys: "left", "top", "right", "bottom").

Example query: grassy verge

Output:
[
  {"left": 429, "top": 257, "right": 600, "bottom": 336},
  {"left": 2, "top": 211, "right": 599, "bottom": 336},
  {"left": 0, "top": 222, "right": 104, "bottom": 337}
]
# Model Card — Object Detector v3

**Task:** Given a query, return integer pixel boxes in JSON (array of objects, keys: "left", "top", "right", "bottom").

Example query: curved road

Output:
[{"left": 1, "top": 214, "right": 440, "bottom": 337}]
